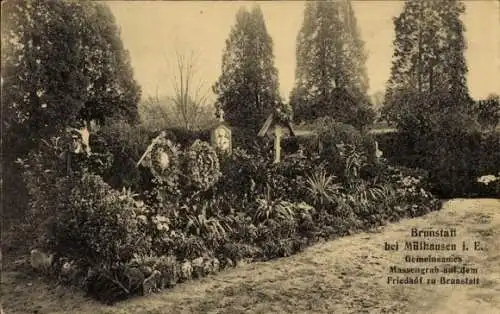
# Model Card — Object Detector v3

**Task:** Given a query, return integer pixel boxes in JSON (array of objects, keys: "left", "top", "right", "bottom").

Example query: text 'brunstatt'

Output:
[{"left": 410, "top": 228, "right": 457, "bottom": 237}]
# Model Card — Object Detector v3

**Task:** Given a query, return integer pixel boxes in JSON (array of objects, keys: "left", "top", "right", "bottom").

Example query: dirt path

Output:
[{"left": 2, "top": 198, "right": 499, "bottom": 314}]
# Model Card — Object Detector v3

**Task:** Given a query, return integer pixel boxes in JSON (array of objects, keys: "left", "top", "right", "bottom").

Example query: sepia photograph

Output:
[{"left": 1, "top": 0, "right": 499, "bottom": 313}]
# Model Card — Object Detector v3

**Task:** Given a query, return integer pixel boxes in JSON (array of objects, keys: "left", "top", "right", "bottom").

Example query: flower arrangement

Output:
[
  {"left": 148, "top": 138, "right": 181, "bottom": 183},
  {"left": 476, "top": 173, "right": 500, "bottom": 196},
  {"left": 184, "top": 140, "right": 222, "bottom": 192},
  {"left": 477, "top": 174, "right": 499, "bottom": 185}
]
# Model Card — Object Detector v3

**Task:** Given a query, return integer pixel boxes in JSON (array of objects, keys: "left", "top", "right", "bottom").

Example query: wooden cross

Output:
[{"left": 274, "top": 126, "right": 282, "bottom": 163}]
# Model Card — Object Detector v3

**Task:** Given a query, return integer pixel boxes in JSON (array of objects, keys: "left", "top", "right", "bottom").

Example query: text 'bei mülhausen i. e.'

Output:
[{"left": 384, "top": 228, "right": 485, "bottom": 252}]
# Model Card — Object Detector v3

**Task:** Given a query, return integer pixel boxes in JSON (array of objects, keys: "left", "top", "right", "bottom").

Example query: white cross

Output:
[{"left": 218, "top": 109, "right": 224, "bottom": 122}]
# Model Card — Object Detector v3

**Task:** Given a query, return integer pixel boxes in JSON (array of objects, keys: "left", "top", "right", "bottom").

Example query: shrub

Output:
[
  {"left": 256, "top": 218, "right": 298, "bottom": 258},
  {"left": 217, "top": 147, "right": 318, "bottom": 205},
  {"left": 252, "top": 194, "right": 295, "bottom": 223},
  {"left": 217, "top": 147, "right": 271, "bottom": 201},
  {"left": 46, "top": 174, "right": 152, "bottom": 270},
  {"left": 307, "top": 117, "right": 364, "bottom": 144},
  {"left": 2, "top": 160, "right": 29, "bottom": 228},
  {"left": 374, "top": 130, "right": 500, "bottom": 198},
  {"left": 225, "top": 212, "right": 259, "bottom": 243},
  {"left": 160, "top": 232, "right": 209, "bottom": 261},
  {"left": 216, "top": 242, "right": 262, "bottom": 266},
  {"left": 96, "top": 120, "right": 155, "bottom": 192},
  {"left": 272, "top": 154, "right": 320, "bottom": 202},
  {"left": 313, "top": 210, "right": 358, "bottom": 238},
  {"left": 379, "top": 165, "right": 441, "bottom": 218},
  {"left": 16, "top": 146, "right": 71, "bottom": 243},
  {"left": 14, "top": 134, "right": 113, "bottom": 249},
  {"left": 16, "top": 113, "right": 444, "bottom": 305},
  {"left": 181, "top": 204, "right": 231, "bottom": 248},
  {"left": 302, "top": 117, "right": 377, "bottom": 177}
]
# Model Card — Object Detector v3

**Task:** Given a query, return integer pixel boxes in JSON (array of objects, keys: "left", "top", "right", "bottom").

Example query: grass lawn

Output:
[{"left": 2, "top": 198, "right": 499, "bottom": 314}]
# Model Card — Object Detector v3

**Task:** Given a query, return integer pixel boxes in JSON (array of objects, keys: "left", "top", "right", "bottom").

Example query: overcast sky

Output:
[{"left": 107, "top": 1, "right": 499, "bottom": 102}]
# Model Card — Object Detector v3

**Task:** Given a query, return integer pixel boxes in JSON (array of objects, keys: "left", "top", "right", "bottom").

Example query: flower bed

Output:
[{"left": 21, "top": 124, "right": 442, "bottom": 305}]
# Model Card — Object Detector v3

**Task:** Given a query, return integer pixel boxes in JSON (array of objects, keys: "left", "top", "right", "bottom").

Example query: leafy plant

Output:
[
  {"left": 347, "top": 181, "right": 389, "bottom": 209},
  {"left": 252, "top": 186, "right": 298, "bottom": 223},
  {"left": 305, "top": 168, "right": 342, "bottom": 206},
  {"left": 338, "top": 143, "right": 368, "bottom": 182},
  {"left": 256, "top": 218, "right": 298, "bottom": 247},
  {"left": 166, "top": 232, "right": 208, "bottom": 261},
  {"left": 183, "top": 205, "right": 231, "bottom": 244},
  {"left": 224, "top": 213, "right": 258, "bottom": 243}
]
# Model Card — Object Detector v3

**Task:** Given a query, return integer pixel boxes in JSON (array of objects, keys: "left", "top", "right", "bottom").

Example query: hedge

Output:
[{"left": 373, "top": 130, "right": 500, "bottom": 198}]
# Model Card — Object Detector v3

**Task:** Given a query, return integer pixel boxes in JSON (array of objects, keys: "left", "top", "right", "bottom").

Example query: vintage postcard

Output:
[{"left": 1, "top": 1, "right": 499, "bottom": 313}]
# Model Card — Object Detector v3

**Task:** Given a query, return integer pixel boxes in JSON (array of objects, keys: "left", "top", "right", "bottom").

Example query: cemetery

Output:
[
  {"left": 1, "top": 1, "right": 499, "bottom": 313},
  {"left": 6, "top": 112, "right": 445, "bottom": 304}
]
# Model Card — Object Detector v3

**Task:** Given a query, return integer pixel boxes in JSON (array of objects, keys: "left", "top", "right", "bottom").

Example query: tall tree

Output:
[
  {"left": 213, "top": 5, "right": 280, "bottom": 132},
  {"left": 383, "top": 0, "right": 471, "bottom": 133},
  {"left": 290, "top": 0, "right": 370, "bottom": 125},
  {"left": 1, "top": 0, "right": 141, "bottom": 158},
  {"left": 340, "top": 0, "right": 369, "bottom": 101}
]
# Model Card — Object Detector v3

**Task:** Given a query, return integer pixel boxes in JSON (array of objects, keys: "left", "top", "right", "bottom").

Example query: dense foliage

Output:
[
  {"left": 375, "top": 130, "right": 500, "bottom": 198},
  {"left": 47, "top": 174, "right": 152, "bottom": 270}
]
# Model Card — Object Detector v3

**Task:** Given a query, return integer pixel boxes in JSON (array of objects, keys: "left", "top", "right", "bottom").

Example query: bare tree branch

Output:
[
  {"left": 141, "top": 46, "right": 215, "bottom": 131},
  {"left": 169, "top": 47, "right": 212, "bottom": 130}
]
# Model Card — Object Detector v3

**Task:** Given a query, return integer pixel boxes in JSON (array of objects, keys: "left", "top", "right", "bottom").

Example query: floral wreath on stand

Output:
[
  {"left": 138, "top": 132, "right": 181, "bottom": 192},
  {"left": 184, "top": 140, "right": 222, "bottom": 192}
]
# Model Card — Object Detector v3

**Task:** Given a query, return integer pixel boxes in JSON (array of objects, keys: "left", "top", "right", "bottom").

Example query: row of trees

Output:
[
  {"left": 213, "top": 1, "right": 374, "bottom": 134},
  {"left": 213, "top": 0, "right": 498, "bottom": 135},
  {"left": 2, "top": 0, "right": 497, "bottom": 159}
]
